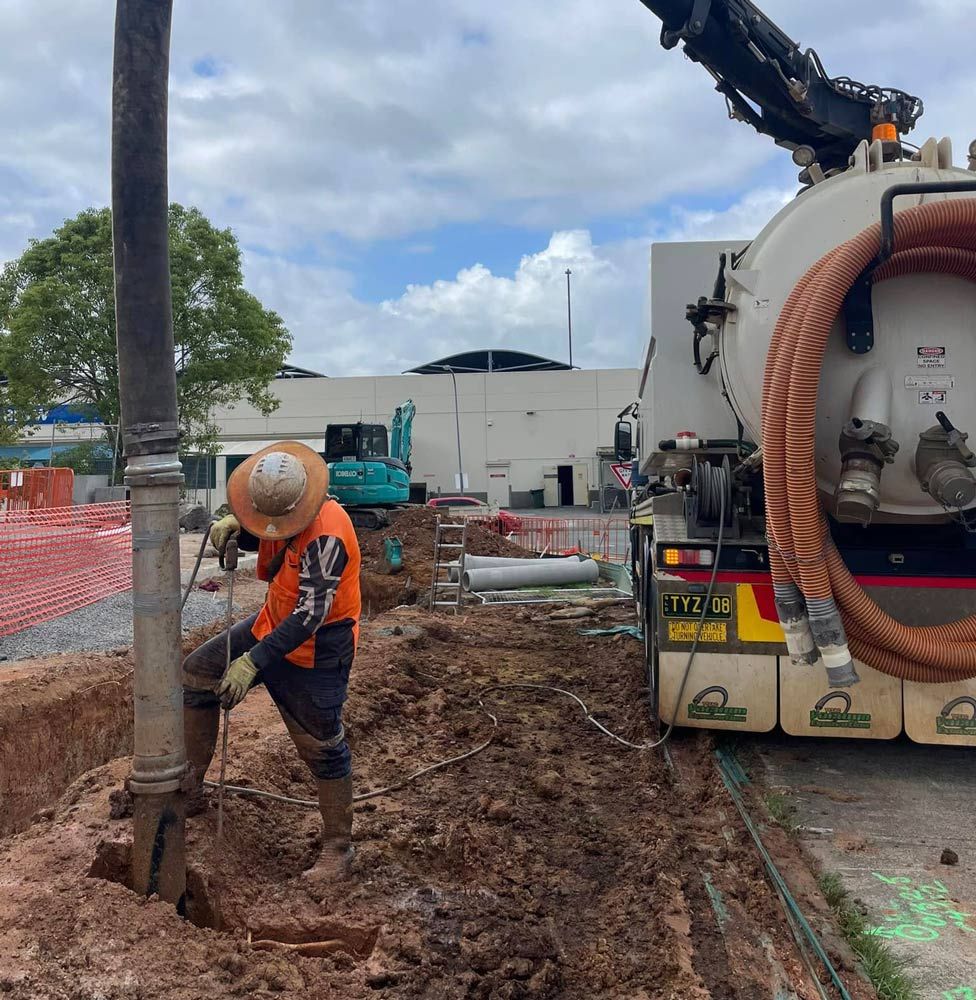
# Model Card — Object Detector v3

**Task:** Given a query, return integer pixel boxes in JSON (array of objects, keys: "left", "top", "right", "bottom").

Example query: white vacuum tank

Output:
[{"left": 720, "top": 137, "right": 976, "bottom": 522}]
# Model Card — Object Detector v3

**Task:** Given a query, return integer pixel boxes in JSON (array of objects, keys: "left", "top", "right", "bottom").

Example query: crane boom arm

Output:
[{"left": 637, "top": 0, "right": 923, "bottom": 169}]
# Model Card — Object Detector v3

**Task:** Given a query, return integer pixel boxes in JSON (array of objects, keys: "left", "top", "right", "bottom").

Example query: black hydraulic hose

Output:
[
  {"left": 112, "top": 0, "right": 186, "bottom": 908},
  {"left": 112, "top": 0, "right": 180, "bottom": 454},
  {"left": 181, "top": 524, "right": 213, "bottom": 611}
]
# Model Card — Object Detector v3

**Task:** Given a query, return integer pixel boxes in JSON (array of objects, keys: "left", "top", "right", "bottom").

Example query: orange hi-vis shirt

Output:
[{"left": 250, "top": 499, "right": 361, "bottom": 669}]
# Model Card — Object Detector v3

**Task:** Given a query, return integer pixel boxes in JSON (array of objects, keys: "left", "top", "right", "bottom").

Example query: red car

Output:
[{"left": 426, "top": 496, "right": 522, "bottom": 533}]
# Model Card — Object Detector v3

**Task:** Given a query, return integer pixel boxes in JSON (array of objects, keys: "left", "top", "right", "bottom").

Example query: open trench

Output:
[{"left": 0, "top": 580, "right": 872, "bottom": 999}]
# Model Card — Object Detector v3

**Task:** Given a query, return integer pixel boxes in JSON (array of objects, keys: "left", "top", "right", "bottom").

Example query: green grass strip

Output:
[{"left": 818, "top": 873, "right": 920, "bottom": 1000}]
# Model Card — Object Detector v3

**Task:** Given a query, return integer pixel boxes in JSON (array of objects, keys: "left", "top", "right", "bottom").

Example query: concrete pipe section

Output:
[
  {"left": 449, "top": 554, "right": 579, "bottom": 582},
  {"left": 462, "top": 558, "right": 599, "bottom": 592}
]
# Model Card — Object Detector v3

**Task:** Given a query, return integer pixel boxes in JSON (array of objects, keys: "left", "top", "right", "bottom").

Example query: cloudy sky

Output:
[{"left": 1, "top": 1, "right": 973, "bottom": 375}]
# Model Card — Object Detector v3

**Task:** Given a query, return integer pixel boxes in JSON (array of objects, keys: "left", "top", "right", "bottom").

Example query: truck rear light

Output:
[{"left": 663, "top": 547, "right": 715, "bottom": 568}]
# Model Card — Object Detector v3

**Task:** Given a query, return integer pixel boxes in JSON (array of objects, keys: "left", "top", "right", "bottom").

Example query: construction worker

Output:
[{"left": 181, "top": 442, "right": 361, "bottom": 881}]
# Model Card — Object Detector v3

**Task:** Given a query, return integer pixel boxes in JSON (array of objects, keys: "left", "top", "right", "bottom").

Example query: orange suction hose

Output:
[{"left": 762, "top": 198, "right": 976, "bottom": 682}]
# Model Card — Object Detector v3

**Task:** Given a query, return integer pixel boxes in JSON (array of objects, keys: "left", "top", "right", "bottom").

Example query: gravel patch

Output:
[{"left": 0, "top": 589, "right": 237, "bottom": 663}]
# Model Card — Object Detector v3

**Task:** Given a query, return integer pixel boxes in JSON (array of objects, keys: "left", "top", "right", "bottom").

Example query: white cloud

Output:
[
  {"left": 247, "top": 187, "right": 793, "bottom": 376},
  {"left": 0, "top": 0, "right": 778, "bottom": 255},
  {"left": 1, "top": 0, "right": 974, "bottom": 379},
  {"left": 653, "top": 188, "right": 795, "bottom": 243}
]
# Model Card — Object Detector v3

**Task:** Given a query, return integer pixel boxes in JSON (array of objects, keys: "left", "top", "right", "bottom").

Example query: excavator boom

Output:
[{"left": 636, "top": 0, "right": 923, "bottom": 170}]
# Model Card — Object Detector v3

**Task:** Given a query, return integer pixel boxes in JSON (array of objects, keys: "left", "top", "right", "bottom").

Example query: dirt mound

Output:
[
  {"left": 0, "top": 602, "right": 852, "bottom": 999},
  {"left": 0, "top": 598, "right": 269, "bottom": 839},
  {"left": 358, "top": 507, "right": 531, "bottom": 614},
  {"left": 360, "top": 507, "right": 531, "bottom": 565}
]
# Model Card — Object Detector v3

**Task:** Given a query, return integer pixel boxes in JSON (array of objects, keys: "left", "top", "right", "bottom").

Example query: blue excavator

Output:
[{"left": 325, "top": 400, "right": 416, "bottom": 529}]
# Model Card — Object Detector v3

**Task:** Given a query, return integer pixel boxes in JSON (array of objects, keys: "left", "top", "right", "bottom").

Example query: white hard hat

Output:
[
  {"left": 248, "top": 450, "right": 308, "bottom": 516},
  {"left": 227, "top": 441, "right": 329, "bottom": 539}
]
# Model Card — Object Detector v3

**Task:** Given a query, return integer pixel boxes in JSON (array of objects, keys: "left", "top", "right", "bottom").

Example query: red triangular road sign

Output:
[{"left": 610, "top": 463, "right": 632, "bottom": 489}]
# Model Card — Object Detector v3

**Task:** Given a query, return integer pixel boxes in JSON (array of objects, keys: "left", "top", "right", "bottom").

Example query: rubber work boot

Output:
[
  {"left": 305, "top": 775, "right": 354, "bottom": 882},
  {"left": 183, "top": 703, "right": 219, "bottom": 816}
]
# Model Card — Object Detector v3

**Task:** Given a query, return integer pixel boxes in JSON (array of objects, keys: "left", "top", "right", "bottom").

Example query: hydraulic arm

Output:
[{"left": 636, "top": 0, "right": 923, "bottom": 170}]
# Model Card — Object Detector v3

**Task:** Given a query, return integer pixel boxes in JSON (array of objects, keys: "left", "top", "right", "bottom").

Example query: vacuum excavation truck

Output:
[{"left": 619, "top": 0, "right": 976, "bottom": 745}]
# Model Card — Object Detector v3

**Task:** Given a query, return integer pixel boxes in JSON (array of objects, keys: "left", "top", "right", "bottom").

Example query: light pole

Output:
[
  {"left": 565, "top": 268, "right": 573, "bottom": 368},
  {"left": 437, "top": 365, "right": 464, "bottom": 493}
]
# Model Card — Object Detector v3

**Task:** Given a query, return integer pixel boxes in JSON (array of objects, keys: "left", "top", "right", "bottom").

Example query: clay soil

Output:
[
  {"left": 0, "top": 588, "right": 874, "bottom": 999},
  {"left": 359, "top": 507, "right": 532, "bottom": 614}
]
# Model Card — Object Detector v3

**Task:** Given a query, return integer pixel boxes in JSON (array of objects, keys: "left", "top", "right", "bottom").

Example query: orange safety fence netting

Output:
[
  {"left": 0, "top": 467, "right": 75, "bottom": 511},
  {"left": 0, "top": 502, "right": 132, "bottom": 637}
]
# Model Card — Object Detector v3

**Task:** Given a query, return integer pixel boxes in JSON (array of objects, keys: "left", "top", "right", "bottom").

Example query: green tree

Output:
[{"left": 0, "top": 204, "right": 291, "bottom": 455}]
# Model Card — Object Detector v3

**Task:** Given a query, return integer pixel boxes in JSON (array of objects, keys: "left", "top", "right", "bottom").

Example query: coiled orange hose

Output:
[{"left": 762, "top": 198, "right": 976, "bottom": 682}]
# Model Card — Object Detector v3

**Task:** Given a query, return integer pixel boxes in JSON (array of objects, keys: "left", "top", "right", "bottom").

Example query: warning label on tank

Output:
[
  {"left": 905, "top": 375, "right": 954, "bottom": 390},
  {"left": 918, "top": 390, "right": 947, "bottom": 404},
  {"left": 917, "top": 346, "right": 947, "bottom": 367},
  {"left": 667, "top": 621, "right": 727, "bottom": 643}
]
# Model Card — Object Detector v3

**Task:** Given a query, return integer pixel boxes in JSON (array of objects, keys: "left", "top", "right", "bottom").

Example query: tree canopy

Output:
[{"left": 0, "top": 204, "right": 291, "bottom": 452}]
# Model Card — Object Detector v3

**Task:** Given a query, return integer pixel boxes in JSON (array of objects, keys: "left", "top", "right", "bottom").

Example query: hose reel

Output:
[{"left": 687, "top": 457, "right": 738, "bottom": 540}]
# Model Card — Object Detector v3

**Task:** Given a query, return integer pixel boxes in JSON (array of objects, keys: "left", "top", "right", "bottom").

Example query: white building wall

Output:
[{"left": 208, "top": 367, "right": 639, "bottom": 509}]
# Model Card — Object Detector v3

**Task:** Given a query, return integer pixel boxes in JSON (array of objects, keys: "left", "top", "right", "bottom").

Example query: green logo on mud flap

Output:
[
  {"left": 936, "top": 696, "right": 976, "bottom": 736},
  {"left": 809, "top": 691, "right": 871, "bottom": 730},
  {"left": 688, "top": 686, "right": 748, "bottom": 724}
]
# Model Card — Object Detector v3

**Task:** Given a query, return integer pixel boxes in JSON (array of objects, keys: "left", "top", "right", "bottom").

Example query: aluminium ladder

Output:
[{"left": 431, "top": 517, "right": 467, "bottom": 612}]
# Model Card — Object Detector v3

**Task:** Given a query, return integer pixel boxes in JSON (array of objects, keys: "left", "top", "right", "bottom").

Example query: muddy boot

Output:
[
  {"left": 184, "top": 702, "right": 219, "bottom": 816},
  {"left": 304, "top": 776, "right": 354, "bottom": 883}
]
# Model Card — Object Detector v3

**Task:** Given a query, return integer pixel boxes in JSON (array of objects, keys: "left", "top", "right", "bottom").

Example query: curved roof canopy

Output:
[
  {"left": 276, "top": 363, "right": 325, "bottom": 379},
  {"left": 407, "top": 349, "right": 571, "bottom": 375}
]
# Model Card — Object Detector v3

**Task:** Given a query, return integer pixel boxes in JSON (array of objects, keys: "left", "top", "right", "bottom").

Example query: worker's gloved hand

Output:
[
  {"left": 216, "top": 651, "right": 258, "bottom": 710},
  {"left": 210, "top": 514, "right": 240, "bottom": 555}
]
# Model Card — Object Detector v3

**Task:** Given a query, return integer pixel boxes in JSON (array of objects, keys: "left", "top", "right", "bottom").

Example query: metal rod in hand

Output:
[
  {"left": 216, "top": 538, "right": 237, "bottom": 848},
  {"left": 217, "top": 707, "right": 230, "bottom": 844}
]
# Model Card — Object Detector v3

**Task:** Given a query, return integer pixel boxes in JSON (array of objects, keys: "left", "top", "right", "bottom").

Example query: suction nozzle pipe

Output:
[
  {"left": 762, "top": 197, "right": 976, "bottom": 684},
  {"left": 112, "top": 0, "right": 186, "bottom": 908},
  {"left": 659, "top": 437, "right": 753, "bottom": 452}
]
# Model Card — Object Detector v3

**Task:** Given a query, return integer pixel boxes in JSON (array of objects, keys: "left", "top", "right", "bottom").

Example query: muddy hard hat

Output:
[{"left": 226, "top": 441, "right": 329, "bottom": 540}]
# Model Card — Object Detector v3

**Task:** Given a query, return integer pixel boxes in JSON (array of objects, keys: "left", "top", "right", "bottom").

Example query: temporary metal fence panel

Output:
[
  {"left": 0, "top": 467, "right": 75, "bottom": 511},
  {"left": 0, "top": 502, "right": 132, "bottom": 637},
  {"left": 459, "top": 513, "right": 631, "bottom": 562},
  {"left": 505, "top": 516, "right": 631, "bottom": 563}
]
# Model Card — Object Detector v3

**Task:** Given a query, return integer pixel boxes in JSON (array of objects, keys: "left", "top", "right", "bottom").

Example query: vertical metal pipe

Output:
[
  {"left": 111, "top": 0, "right": 186, "bottom": 908},
  {"left": 448, "top": 367, "right": 464, "bottom": 492},
  {"left": 565, "top": 268, "right": 573, "bottom": 368}
]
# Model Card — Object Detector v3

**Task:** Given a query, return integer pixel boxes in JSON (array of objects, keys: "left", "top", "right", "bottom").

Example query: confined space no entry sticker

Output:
[{"left": 917, "top": 345, "right": 947, "bottom": 367}]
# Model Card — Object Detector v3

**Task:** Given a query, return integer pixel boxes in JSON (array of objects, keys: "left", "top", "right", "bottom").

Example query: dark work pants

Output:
[{"left": 182, "top": 613, "right": 352, "bottom": 779}]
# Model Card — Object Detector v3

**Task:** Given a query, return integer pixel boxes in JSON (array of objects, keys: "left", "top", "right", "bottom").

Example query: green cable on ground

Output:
[{"left": 714, "top": 746, "right": 852, "bottom": 1000}]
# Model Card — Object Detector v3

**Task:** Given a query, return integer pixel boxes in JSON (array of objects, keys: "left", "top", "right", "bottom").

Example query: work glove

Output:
[
  {"left": 210, "top": 514, "right": 240, "bottom": 556},
  {"left": 216, "top": 651, "right": 258, "bottom": 710}
]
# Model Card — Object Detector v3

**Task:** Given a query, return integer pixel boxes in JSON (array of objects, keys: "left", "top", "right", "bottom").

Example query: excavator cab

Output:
[
  {"left": 325, "top": 410, "right": 413, "bottom": 528},
  {"left": 325, "top": 423, "right": 391, "bottom": 464}
]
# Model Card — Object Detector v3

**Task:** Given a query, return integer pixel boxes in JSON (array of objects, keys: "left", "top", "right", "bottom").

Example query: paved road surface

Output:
[{"left": 755, "top": 734, "right": 976, "bottom": 999}]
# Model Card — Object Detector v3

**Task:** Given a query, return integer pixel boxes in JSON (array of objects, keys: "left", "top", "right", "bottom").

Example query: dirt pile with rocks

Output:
[
  {"left": 0, "top": 599, "right": 866, "bottom": 1000},
  {"left": 358, "top": 507, "right": 532, "bottom": 614}
]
